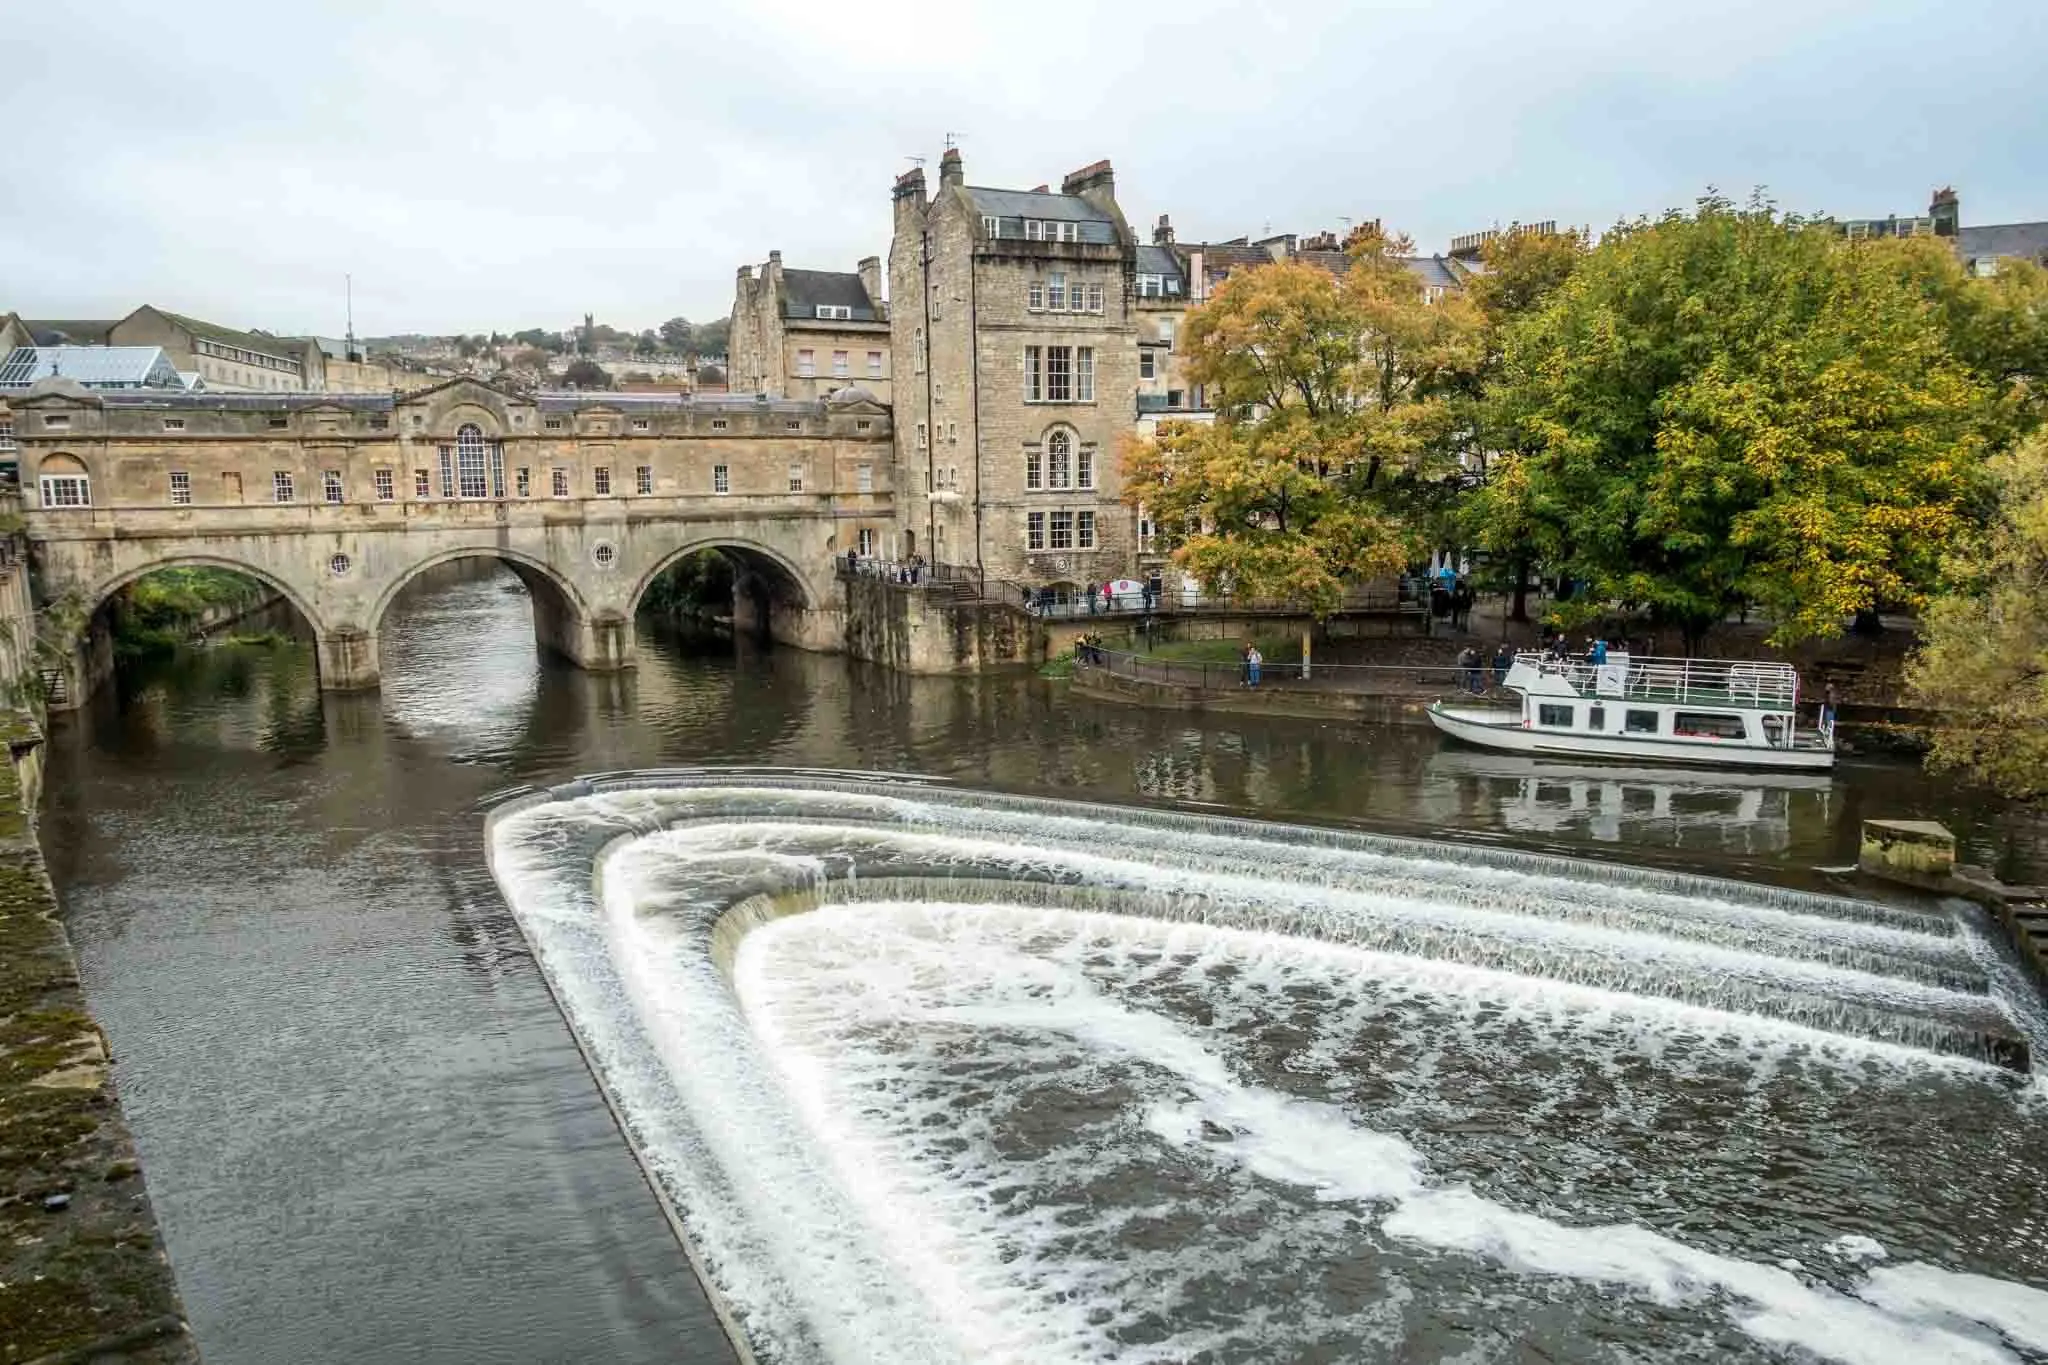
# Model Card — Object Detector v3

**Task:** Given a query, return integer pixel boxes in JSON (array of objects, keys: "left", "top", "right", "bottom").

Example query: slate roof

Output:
[
  {"left": 777, "top": 269, "right": 880, "bottom": 321},
  {"left": 1402, "top": 256, "right": 1464, "bottom": 289},
  {"left": 967, "top": 187, "right": 1121, "bottom": 245},
  {"left": 1134, "top": 245, "right": 1184, "bottom": 280},
  {"left": 155, "top": 310, "right": 309, "bottom": 362},
  {"left": 23, "top": 319, "right": 117, "bottom": 346},
  {"left": 1958, "top": 222, "right": 2048, "bottom": 267}
]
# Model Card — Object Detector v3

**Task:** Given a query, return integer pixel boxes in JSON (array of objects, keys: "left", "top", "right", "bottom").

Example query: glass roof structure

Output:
[{"left": 0, "top": 346, "right": 192, "bottom": 391}]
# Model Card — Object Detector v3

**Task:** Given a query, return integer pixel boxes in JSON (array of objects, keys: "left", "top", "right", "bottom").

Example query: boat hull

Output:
[{"left": 1426, "top": 703, "right": 1835, "bottom": 772}]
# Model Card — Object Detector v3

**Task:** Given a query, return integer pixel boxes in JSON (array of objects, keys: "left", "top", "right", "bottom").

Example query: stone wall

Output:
[{"left": 840, "top": 577, "right": 1044, "bottom": 674}]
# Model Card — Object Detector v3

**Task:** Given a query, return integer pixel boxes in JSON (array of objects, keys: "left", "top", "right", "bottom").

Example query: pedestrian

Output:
[
  {"left": 1492, "top": 642, "right": 1512, "bottom": 689},
  {"left": 1247, "top": 644, "right": 1263, "bottom": 688},
  {"left": 1020, "top": 584, "right": 1032, "bottom": 609},
  {"left": 1452, "top": 582, "right": 1474, "bottom": 632},
  {"left": 1087, "top": 581, "right": 1100, "bottom": 615},
  {"left": 1591, "top": 637, "right": 1608, "bottom": 667},
  {"left": 845, "top": 547, "right": 858, "bottom": 575},
  {"left": 1238, "top": 642, "right": 1251, "bottom": 687},
  {"left": 1458, "top": 645, "right": 1480, "bottom": 694}
]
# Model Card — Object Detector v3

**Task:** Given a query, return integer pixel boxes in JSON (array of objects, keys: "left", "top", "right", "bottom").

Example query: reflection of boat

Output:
[
  {"left": 1427, "top": 652, "right": 1835, "bottom": 771},
  {"left": 1424, "top": 749, "right": 1834, "bottom": 792},
  {"left": 1423, "top": 749, "right": 1830, "bottom": 850}
]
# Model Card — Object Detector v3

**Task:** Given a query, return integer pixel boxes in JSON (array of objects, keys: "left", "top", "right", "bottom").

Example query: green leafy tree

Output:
[
  {"left": 692, "top": 317, "right": 731, "bottom": 358},
  {"left": 1468, "top": 196, "right": 1994, "bottom": 648},
  {"left": 562, "top": 358, "right": 610, "bottom": 389},
  {"left": 1909, "top": 430, "right": 2048, "bottom": 797},
  {"left": 635, "top": 329, "right": 661, "bottom": 357},
  {"left": 659, "top": 316, "right": 694, "bottom": 353}
]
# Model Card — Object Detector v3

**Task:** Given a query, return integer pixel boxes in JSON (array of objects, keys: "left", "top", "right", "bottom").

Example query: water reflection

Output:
[{"left": 1423, "top": 749, "right": 1837, "bottom": 855}]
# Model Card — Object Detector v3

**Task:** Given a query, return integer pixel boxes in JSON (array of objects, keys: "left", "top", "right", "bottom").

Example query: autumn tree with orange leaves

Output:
[{"left": 1121, "top": 236, "right": 1483, "bottom": 615}]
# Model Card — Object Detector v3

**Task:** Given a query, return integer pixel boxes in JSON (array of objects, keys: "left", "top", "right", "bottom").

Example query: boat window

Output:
[
  {"left": 1672, "top": 711, "right": 1747, "bottom": 740},
  {"left": 1538, "top": 703, "right": 1574, "bottom": 728},
  {"left": 1587, "top": 706, "right": 1606, "bottom": 731},
  {"left": 1625, "top": 709, "right": 1660, "bottom": 734}
]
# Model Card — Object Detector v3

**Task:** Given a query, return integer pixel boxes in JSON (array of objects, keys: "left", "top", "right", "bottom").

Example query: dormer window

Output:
[
  {"left": 1025, "top": 220, "right": 1080, "bottom": 244},
  {"left": 982, "top": 215, "right": 1002, "bottom": 239},
  {"left": 815, "top": 305, "right": 853, "bottom": 320}
]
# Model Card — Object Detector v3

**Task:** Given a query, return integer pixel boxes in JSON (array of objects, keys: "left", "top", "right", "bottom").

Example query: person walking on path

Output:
[
  {"left": 1086, "top": 582, "right": 1100, "bottom": 615},
  {"left": 1246, "top": 644, "right": 1263, "bottom": 688}
]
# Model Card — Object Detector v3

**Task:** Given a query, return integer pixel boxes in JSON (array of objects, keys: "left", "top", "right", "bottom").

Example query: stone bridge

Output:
[{"left": 9, "top": 377, "right": 896, "bottom": 705}]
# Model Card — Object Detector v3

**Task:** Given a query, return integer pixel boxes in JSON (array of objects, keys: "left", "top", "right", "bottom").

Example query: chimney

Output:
[
  {"left": 1931, "top": 186, "right": 1960, "bottom": 238},
  {"left": 1153, "top": 213, "right": 1175, "bottom": 246},
  {"left": 939, "top": 147, "right": 963, "bottom": 189},
  {"left": 1062, "top": 159, "right": 1115, "bottom": 205},
  {"left": 857, "top": 256, "right": 881, "bottom": 308},
  {"left": 893, "top": 165, "right": 926, "bottom": 203}
]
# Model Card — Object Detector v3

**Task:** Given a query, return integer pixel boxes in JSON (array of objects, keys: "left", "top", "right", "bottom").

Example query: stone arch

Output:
[
  {"left": 37, "top": 452, "right": 89, "bottom": 476},
  {"left": 35, "top": 452, "right": 93, "bottom": 508},
  {"left": 370, "top": 545, "right": 590, "bottom": 639},
  {"left": 82, "top": 554, "right": 330, "bottom": 638},
  {"left": 628, "top": 537, "right": 817, "bottom": 616}
]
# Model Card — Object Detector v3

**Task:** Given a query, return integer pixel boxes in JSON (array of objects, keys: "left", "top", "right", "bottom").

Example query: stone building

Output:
[
  {"left": 107, "top": 305, "right": 317, "bottom": 392},
  {"left": 889, "top": 148, "right": 1141, "bottom": 588},
  {"left": 1838, "top": 188, "right": 2048, "bottom": 277},
  {"left": 729, "top": 253, "right": 892, "bottom": 403}
]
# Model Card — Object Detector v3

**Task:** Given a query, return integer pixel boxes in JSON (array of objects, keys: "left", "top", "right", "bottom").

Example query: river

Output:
[{"left": 39, "top": 564, "right": 2048, "bottom": 1363}]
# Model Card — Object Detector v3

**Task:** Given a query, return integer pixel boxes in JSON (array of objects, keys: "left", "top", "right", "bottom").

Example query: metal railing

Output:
[
  {"left": 836, "top": 559, "right": 1421, "bottom": 620},
  {"left": 1075, "top": 644, "right": 1495, "bottom": 696},
  {"left": 1517, "top": 652, "right": 1800, "bottom": 711}
]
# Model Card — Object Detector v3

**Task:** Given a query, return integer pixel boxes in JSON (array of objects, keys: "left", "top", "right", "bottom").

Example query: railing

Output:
[
  {"left": 1075, "top": 645, "right": 1488, "bottom": 695},
  {"left": 1517, "top": 652, "right": 1800, "bottom": 711}
]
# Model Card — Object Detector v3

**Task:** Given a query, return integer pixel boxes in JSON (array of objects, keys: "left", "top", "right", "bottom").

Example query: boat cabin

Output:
[{"left": 1503, "top": 653, "right": 1820, "bottom": 753}]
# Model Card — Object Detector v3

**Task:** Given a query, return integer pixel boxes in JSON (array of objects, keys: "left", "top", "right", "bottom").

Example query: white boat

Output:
[{"left": 1426, "top": 651, "right": 1836, "bottom": 771}]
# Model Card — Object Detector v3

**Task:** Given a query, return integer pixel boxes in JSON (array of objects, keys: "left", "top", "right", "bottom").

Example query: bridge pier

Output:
[{"left": 318, "top": 628, "right": 380, "bottom": 692}]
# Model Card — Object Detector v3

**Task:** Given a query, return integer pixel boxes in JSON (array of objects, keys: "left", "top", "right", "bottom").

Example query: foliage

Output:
[
  {"left": 635, "top": 329, "right": 661, "bottom": 357},
  {"left": 697, "top": 364, "right": 727, "bottom": 386},
  {"left": 114, "top": 568, "right": 271, "bottom": 658},
  {"left": 1908, "top": 431, "right": 2048, "bottom": 797},
  {"left": 1467, "top": 195, "right": 1999, "bottom": 647},
  {"left": 692, "top": 317, "right": 731, "bottom": 358},
  {"left": 640, "top": 550, "right": 735, "bottom": 617},
  {"left": 562, "top": 358, "right": 611, "bottom": 390},
  {"left": 660, "top": 316, "right": 694, "bottom": 353},
  {"left": 1124, "top": 242, "right": 1481, "bottom": 613}
]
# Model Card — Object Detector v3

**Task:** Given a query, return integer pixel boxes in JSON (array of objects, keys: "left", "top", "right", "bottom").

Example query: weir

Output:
[{"left": 486, "top": 770, "right": 2048, "bottom": 1365}]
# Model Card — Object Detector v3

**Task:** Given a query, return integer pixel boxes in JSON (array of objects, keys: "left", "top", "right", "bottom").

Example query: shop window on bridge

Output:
[
  {"left": 374, "top": 468, "right": 394, "bottom": 501},
  {"left": 39, "top": 474, "right": 90, "bottom": 507},
  {"left": 323, "top": 470, "right": 344, "bottom": 504},
  {"left": 551, "top": 467, "right": 570, "bottom": 498},
  {"left": 593, "top": 466, "right": 611, "bottom": 496},
  {"left": 273, "top": 471, "right": 294, "bottom": 503},
  {"left": 517, "top": 467, "right": 531, "bottom": 497},
  {"left": 169, "top": 471, "right": 191, "bottom": 505},
  {"left": 714, "top": 464, "right": 730, "bottom": 495},
  {"left": 414, "top": 468, "right": 430, "bottom": 498},
  {"left": 636, "top": 465, "right": 652, "bottom": 495}
]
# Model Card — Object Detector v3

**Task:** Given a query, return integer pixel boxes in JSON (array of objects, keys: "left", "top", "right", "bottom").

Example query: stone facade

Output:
[
  {"left": 15, "top": 376, "right": 894, "bottom": 703},
  {"left": 890, "top": 149, "right": 1141, "bottom": 589},
  {"left": 729, "top": 253, "right": 892, "bottom": 403}
]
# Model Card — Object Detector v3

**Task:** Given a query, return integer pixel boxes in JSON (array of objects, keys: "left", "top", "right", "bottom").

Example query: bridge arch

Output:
[
  {"left": 79, "top": 555, "right": 331, "bottom": 638},
  {"left": 370, "top": 545, "right": 591, "bottom": 638},
  {"left": 628, "top": 537, "right": 818, "bottom": 617}
]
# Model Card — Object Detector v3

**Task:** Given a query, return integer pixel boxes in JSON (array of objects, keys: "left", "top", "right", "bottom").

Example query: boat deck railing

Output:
[{"left": 1520, "top": 652, "right": 1801, "bottom": 712}]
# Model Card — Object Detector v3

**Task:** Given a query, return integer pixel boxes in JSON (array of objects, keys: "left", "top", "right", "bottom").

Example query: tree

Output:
[
  {"left": 692, "top": 318, "right": 730, "bottom": 358},
  {"left": 1462, "top": 227, "right": 1589, "bottom": 619},
  {"left": 659, "top": 316, "right": 694, "bottom": 353},
  {"left": 1467, "top": 196, "right": 1994, "bottom": 648},
  {"left": 1908, "top": 430, "right": 2048, "bottom": 797},
  {"left": 635, "top": 329, "right": 661, "bottom": 357},
  {"left": 1123, "top": 249, "right": 1479, "bottom": 615},
  {"left": 695, "top": 364, "right": 726, "bottom": 386},
  {"left": 563, "top": 358, "right": 610, "bottom": 389}
]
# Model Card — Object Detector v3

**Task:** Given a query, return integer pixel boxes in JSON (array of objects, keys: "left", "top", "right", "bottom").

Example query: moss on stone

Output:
[{"left": 0, "top": 709, "right": 194, "bottom": 1362}]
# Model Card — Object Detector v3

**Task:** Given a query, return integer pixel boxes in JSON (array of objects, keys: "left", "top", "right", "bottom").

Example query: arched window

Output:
[
  {"left": 38, "top": 453, "right": 90, "bottom": 508},
  {"left": 437, "top": 423, "right": 506, "bottom": 499},
  {"left": 1046, "top": 428, "right": 1072, "bottom": 490}
]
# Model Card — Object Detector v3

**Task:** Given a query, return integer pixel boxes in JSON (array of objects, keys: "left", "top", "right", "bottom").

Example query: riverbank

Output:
[{"left": 0, "top": 731, "right": 192, "bottom": 1362}]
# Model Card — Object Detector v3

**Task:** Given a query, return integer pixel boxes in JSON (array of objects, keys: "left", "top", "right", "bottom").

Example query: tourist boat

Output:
[{"left": 1426, "top": 651, "right": 1836, "bottom": 771}]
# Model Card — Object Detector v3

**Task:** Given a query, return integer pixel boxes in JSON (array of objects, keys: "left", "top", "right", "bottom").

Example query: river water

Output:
[{"left": 40, "top": 565, "right": 2048, "bottom": 1364}]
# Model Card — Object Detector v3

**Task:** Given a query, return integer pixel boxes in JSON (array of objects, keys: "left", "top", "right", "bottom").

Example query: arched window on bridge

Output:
[
  {"left": 37, "top": 453, "right": 91, "bottom": 508},
  {"left": 437, "top": 424, "right": 506, "bottom": 500}
]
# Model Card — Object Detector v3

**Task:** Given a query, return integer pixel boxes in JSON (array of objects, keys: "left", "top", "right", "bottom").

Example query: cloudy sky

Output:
[{"left": 7, "top": 0, "right": 2042, "bottom": 339}]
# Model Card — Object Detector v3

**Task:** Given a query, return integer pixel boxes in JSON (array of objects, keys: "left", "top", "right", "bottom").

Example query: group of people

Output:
[
  {"left": 1540, "top": 630, "right": 1621, "bottom": 665},
  {"left": 1457, "top": 643, "right": 1516, "bottom": 694},
  {"left": 1021, "top": 577, "right": 1167, "bottom": 617},
  {"left": 841, "top": 550, "right": 928, "bottom": 586}
]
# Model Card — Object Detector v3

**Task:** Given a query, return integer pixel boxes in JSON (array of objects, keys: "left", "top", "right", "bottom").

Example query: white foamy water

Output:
[{"left": 486, "top": 773, "right": 2048, "bottom": 1363}]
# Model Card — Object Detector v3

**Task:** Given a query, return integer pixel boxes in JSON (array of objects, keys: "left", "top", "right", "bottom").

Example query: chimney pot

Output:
[
  {"left": 939, "top": 147, "right": 963, "bottom": 188},
  {"left": 1153, "top": 213, "right": 1175, "bottom": 245}
]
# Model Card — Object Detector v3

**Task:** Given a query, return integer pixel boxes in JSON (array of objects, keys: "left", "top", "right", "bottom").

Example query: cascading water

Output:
[{"left": 487, "top": 769, "right": 2048, "bottom": 1364}]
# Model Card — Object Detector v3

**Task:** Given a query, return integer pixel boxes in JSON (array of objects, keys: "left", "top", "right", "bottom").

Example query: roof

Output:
[
  {"left": 22, "top": 319, "right": 117, "bottom": 346},
  {"left": 1188, "top": 242, "right": 1278, "bottom": 275},
  {"left": 966, "top": 187, "right": 1121, "bottom": 245},
  {"left": 777, "top": 269, "right": 879, "bottom": 321},
  {"left": 152, "top": 309, "right": 308, "bottom": 363},
  {"left": 1957, "top": 222, "right": 2048, "bottom": 266},
  {"left": 1401, "top": 256, "right": 1464, "bottom": 289},
  {"left": 1134, "top": 245, "right": 1184, "bottom": 279},
  {"left": 0, "top": 346, "right": 188, "bottom": 390}
]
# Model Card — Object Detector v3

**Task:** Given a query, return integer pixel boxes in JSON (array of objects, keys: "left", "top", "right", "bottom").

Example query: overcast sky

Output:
[{"left": 7, "top": 0, "right": 2043, "bottom": 339}]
